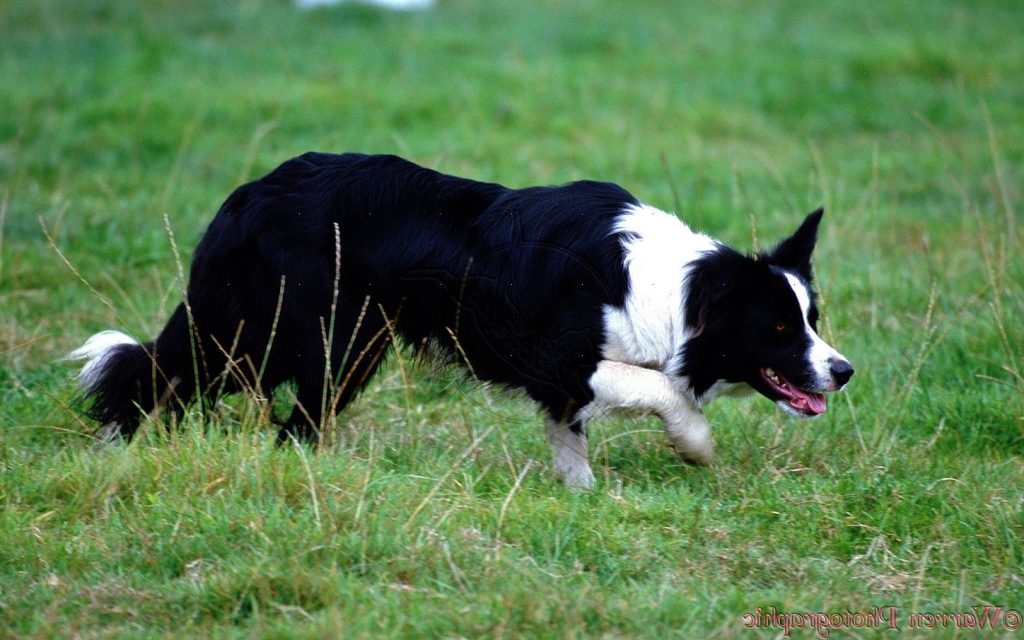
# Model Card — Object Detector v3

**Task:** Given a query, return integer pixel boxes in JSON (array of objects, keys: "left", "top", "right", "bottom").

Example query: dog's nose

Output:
[{"left": 829, "top": 358, "right": 854, "bottom": 387}]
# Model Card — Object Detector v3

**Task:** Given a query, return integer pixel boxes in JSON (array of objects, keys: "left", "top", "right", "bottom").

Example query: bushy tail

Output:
[{"left": 67, "top": 305, "right": 193, "bottom": 441}]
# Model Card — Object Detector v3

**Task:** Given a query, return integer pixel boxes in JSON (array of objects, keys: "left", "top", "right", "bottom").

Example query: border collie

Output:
[{"left": 69, "top": 152, "right": 852, "bottom": 488}]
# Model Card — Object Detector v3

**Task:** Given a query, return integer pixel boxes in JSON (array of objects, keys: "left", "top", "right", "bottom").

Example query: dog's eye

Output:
[{"left": 774, "top": 323, "right": 787, "bottom": 333}]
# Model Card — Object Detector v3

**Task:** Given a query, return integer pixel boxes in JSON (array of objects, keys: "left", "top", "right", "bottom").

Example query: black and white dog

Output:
[{"left": 70, "top": 152, "right": 852, "bottom": 488}]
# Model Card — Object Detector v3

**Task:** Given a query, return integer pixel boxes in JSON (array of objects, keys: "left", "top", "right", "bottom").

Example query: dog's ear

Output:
[
  {"left": 684, "top": 250, "right": 745, "bottom": 338},
  {"left": 767, "top": 207, "right": 823, "bottom": 279}
]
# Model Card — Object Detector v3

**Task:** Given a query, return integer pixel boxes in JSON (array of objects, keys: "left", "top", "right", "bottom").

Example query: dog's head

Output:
[{"left": 683, "top": 208, "right": 853, "bottom": 416}]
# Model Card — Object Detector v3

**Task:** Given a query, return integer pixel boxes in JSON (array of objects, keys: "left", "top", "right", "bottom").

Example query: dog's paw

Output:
[
  {"left": 671, "top": 442, "right": 714, "bottom": 466},
  {"left": 557, "top": 464, "right": 596, "bottom": 491}
]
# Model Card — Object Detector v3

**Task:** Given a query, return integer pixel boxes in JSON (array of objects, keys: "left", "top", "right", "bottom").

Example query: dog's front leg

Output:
[
  {"left": 587, "top": 360, "right": 713, "bottom": 465},
  {"left": 545, "top": 418, "right": 595, "bottom": 490}
]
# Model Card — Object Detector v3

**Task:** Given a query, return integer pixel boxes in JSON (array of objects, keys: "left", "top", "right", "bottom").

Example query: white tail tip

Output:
[{"left": 66, "top": 330, "right": 140, "bottom": 390}]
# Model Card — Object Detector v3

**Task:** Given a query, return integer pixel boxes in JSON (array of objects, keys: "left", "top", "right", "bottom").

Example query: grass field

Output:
[{"left": 2, "top": 0, "right": 1022, "bottom": 637}]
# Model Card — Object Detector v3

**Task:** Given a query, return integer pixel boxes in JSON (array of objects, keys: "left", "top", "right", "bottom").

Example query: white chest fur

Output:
[{"left": 601, "top": 203, "right": 717, "bottom": 379}]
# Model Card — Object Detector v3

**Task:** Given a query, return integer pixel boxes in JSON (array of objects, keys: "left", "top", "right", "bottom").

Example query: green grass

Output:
[{"left": 2, "top": 0, "right": 1022, "bottom": 637}]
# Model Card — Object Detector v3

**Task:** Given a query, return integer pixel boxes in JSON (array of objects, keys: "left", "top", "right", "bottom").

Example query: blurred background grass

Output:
[{"left": 1, "top": 1, "right": 1021, "bottom": 637}]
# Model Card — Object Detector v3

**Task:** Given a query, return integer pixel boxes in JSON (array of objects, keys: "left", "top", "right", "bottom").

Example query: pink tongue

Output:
[
  {"left": 806, "top": 393, "right": 827, "bottom": 414},
  {"left": 790, "top": 389, "right": 828, "bottom": 415}
]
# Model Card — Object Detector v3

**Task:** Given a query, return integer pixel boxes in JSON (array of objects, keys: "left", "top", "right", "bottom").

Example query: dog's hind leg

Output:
[
  {"left": 585, "top": 360, "right": 714, "bottom": 465},
  {"left": 545, "top": 417, "right": 595, "bottom": 490},
  {"left": 276, "top": 306, "right": 390, "bottom": 445}
]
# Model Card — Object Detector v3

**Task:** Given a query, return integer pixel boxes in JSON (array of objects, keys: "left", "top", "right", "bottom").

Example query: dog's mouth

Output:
[{"left": 760, "top": 367, "right": 827, "bottom": 416}]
